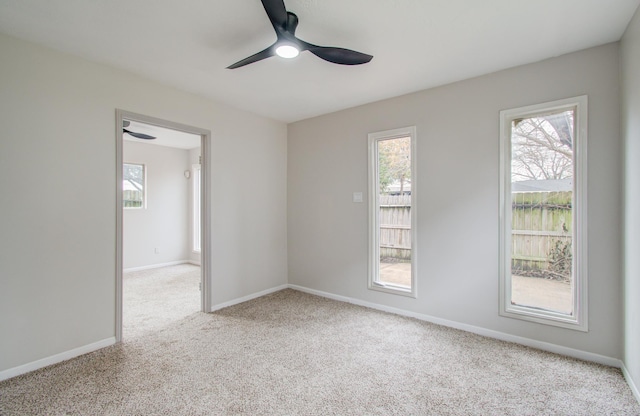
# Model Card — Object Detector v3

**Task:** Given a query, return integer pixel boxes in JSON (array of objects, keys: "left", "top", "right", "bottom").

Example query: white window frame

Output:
[
  {"left": 192, "top": 163, "right": 201, "bottom": 253},
  {"left": 368, "top": 126, "right": 417, "bottom": 297},
  {"left": 123, "top": 162, "right": 146, "bottom": 210},
  {"left": 499, "top": 96, "right": 588, "bottom": 331}
]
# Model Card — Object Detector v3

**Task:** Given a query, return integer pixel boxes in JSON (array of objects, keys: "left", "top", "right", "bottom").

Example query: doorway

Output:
[{"left": 115, "top": 110, "right": 211, "bottom": 342}]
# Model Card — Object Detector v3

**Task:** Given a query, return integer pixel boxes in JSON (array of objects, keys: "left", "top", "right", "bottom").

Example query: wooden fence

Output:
[
  {"left": 511, "top": 191, "right": 572, "bottom": 278},
  {"left": 123, "top": 190, "right": 143, "bottom": 208},
  {"left": 379, "top": 194, "right": 411, "bottom": 260},
  {"left": 379, "top": 191, "right": 573, "bottom": 279}
]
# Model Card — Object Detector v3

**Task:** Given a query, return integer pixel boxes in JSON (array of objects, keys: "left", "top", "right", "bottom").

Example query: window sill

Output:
[
  {"left": 500, "top": 304, "right": 587, "bottom": 332},
  {"left": 369, "top": 281, "right": 416, "bottom": 298}
]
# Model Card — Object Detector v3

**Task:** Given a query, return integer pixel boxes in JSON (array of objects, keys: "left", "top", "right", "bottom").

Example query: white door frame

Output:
[{"left": 115, "top": 109, "right": 212, "bottom": 342}]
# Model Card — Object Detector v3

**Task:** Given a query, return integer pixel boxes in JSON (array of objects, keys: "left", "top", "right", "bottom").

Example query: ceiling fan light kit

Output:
[
  {"left": 275, "top": 44, "right": 299, "bottom": 58},
  {"left": 227, "top": 0, "right": 372, "bottom": 69}
]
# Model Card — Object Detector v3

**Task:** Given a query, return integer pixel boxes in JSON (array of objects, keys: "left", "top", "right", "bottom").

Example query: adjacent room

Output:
[
  {"left": 122, "top": 120, "right": 203, "bottom": 339},
  {"left": 1, "top": 0, "right": 640, "bottom": 414}
]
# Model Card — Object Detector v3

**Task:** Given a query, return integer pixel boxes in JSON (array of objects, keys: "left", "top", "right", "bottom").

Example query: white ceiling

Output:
[{"left": 1, "top": 0, "right": 638, "bottom": 123}]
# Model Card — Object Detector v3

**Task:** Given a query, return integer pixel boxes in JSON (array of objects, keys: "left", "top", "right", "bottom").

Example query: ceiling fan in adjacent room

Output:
[
  {"left": 227, "top": 0, "right": 373, "bottom": 69},
  {"left": 122, "top": 120, "right": 156, "bottom": 140}
]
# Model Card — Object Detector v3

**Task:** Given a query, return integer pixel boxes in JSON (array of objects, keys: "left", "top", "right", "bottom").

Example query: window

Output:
[
  {"left": 123, "top": 163, "right": 145, "bottom": 209},
  {"left": 192, "top": 164, "right": 201, "bottom": 253},
  {"left": 499, "top": 96, "right": 587, "bottom": 331},
  {"left": 368, "top": 126, "right": 417, "bottom": 297}
]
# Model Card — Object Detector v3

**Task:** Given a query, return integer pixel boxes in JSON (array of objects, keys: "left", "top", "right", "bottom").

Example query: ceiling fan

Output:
[
  {"left": 123, "top": 120, "right": 156, "bottom": 140},
  {"left": 227, "top": 0, "right": 373, "bottom": 69}
]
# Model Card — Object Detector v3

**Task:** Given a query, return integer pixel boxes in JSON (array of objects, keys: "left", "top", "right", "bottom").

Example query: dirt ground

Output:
[
  {"left": 379, "top": 262, "right": 413, "bottom": 287},
  {"left": 379, "top": 262, "right": 571, "bottom": 313},
  {"left": 511, "top": 274, "right": 572, "bottom": 314}
]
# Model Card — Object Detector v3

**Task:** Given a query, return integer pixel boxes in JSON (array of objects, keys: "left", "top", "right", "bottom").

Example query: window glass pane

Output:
[
  {"left": 377, "top": 137, "right": 412, "bottom": 288},
  {"left": 510, "top": 110, "right": 574, "bottom": 315},
  {"left": 123, "top": 163, "right": 144, "bottom": 208}
]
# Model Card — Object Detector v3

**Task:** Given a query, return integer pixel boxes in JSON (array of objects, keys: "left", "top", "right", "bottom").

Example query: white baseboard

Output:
[
  {"left": 4, "top": 284, "right": 635, "bottom": 405},
  {"left": 210, "top": 284, "right": 289, "bottom": 312},
  {"left": 0, "top": 337, "right": 116, "bottom": 382},
  {"left": 288, "top": 284, "right": 621, "bottom": 368},
  {"left": 123, "top": 260, "right": 194, "bottom": 273},
  {"left": 622, "top": 362, "right": 640, "bottom": 404}
]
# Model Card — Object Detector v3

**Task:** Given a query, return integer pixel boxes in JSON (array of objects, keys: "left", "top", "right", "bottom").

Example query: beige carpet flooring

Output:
[
  {"left": 123, "top": 263, "right": 201, "bottom": 339},
  {"left": 1, "top": 288, "right": 638, "bottom": 415}
]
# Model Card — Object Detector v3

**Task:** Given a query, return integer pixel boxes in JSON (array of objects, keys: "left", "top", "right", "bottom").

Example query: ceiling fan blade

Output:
[
  {"left": 306, "top": 45, "right": 373, "bottom": 65},
  {"left": 227, "top": 2, "right": 373, "bottom": 69},
  {"left": 261, "top": 0, "right": 288, "bottom": 30},
  {"left": 123, "top": 129, "right": 156, "bottom": 140},
  {"left": 227, "top": 44, "right": 276, "bottom": 69}
]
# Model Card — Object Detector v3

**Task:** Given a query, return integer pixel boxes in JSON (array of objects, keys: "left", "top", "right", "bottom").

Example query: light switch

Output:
[{"left": 353, "top": 192, "right": 363, "bottom": 203}]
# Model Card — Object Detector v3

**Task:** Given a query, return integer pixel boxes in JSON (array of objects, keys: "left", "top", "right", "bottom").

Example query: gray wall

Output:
[
  {"left": 123, "top": 141, "right": 191, "bottom": 270},
  {"left": 622, "top": 5, "right": 640, "bottom": 396},
  {"left": 288, "top": 44, "right": 622, "bottom": 358},
  {"left": 0, "top": 33, "right": 288, "bottom": 373}
]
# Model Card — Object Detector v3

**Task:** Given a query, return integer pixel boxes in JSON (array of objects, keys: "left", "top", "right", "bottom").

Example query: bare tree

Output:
[
  {"left": 124, "top": 163, "right": 144, "bottom": 191},
  {"left": 511, "top": 110, "right": 574, "bottom": 181}
]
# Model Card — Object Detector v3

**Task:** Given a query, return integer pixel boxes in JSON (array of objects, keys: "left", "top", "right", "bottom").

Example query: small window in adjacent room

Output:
[
  {"left": 499, "top": 96, "right": 587, "bottom": 331},
  {"left": 192, "top": 164, "right": 201, "bottom": 253},
  {"left": 368, "top": 126, "right": 417, "bottom": 297},
  {"left": 123, "top": 163, "right": 145, "bottom": 209}
]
